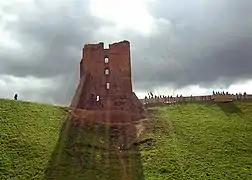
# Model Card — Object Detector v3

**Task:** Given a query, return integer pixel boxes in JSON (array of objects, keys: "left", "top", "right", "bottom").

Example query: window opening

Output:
[
  {"left": 105, "top": 57, "right": 109, "bottom": 63},
  {"left": 96, "top": 95, "right": 100, "bottom": 101},
  {"left": 105, "top": 69, "right": 109, "bottom": 75},
  {"left": 106, "top": 83, "right": 110, "bottom": 90}
]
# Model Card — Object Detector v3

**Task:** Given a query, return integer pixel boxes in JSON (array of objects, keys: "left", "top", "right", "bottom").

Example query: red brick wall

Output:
[
  {"left": 81, "top": 41, "right": 132, "bottom": 98},
  {"left": 71, "top": 40, "right": 143, "bottom": 113}
]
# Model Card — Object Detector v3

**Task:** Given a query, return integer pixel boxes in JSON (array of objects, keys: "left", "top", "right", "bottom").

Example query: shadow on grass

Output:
[
  {"left": 146, "top": 100, "right": 245, "bottom": 116},
  {"left": 184, "top": 100, "right": 244, "bottom": 115},
  {"left": 215, "top": 102, "right": 243, "bottom": 115},
  {"left": 44, "top": 115, "right": 145, "bottom": 180}
]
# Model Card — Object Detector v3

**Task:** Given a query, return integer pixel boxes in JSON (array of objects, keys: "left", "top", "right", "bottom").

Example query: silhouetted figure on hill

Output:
[
  {"left": 244, "top": 92, "right": 247, "bottom": 99},
  {"left": 14, "top": 94, "right": 18, "bottom": 100},
  {"left": 239, "top": 93, "right": 242, "bottom": 100}
]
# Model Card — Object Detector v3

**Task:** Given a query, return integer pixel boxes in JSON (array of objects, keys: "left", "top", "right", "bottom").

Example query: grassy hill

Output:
[
  {"left": 0, "top": 99, "right": 252, "bottom": 179},
  {"left": 0, "top": 99, "right": 67, "bottom": 179},
  {"left": 142, "top": 101, "right": 252, "bottom": 179}
]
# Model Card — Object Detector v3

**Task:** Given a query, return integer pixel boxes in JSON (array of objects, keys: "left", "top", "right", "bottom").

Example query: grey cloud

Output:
[
  {"left": 1, "top": 0, "right": 252, "bottom": 105},
  {"left": 0, "top": 0, "right": 110, "bottom": 104},
  {"left": 130, "top": 0, "right": 252, "bottom": 91},
  {"left": 35, "top": 72, "right": 79, "bottom": 106},
  {"left": 1, "top": 0, "right": 108, "bottom": 78}
]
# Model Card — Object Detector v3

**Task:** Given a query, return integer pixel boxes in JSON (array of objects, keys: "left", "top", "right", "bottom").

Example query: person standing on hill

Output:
[
  {"left": 244, "top": 92, "right": 247, "bottom": 99},
  {"left": 14, "top": 94, "right": 18, "bottom": 100}
]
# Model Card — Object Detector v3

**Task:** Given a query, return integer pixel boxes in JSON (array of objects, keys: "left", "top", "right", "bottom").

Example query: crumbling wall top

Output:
[
  {"left": 84, "top": 42, "right": 104, "bottom": 50},
  {"left": 109, "top": 40, "right": 129, "bottom": 48},
  {"left": 83, "top": 40, "right": 129, "bottom": 51}
]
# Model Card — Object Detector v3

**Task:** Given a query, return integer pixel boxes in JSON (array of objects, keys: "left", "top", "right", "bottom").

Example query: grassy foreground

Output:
[
  {"left": 141, "top": 101, "right": 252, "bottom": 179},
  {"left": 1, "top": 98, "right": 252, "bottom": 179},
  {"left": 0, "top": 99, "right": 67, "bottom": 179}
]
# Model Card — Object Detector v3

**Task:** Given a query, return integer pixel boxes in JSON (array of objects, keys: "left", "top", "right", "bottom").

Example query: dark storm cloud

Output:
[
  {"left": 1, "top": 0, "right": 252, "bottom": 105},
  {"left": 0, "top": 0, "right": 112, "bottom": 104},
  {"left": 1, "top": 0, "right": 107, "bottom": 78},
  {"left": 130, "top": 0, "right": 252, "bottom": 91}
]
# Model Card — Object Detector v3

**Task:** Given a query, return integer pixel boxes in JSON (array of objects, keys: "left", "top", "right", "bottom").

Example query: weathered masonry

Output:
[{"left": 71, "top": 40, "right": 143, "bottom": 118}]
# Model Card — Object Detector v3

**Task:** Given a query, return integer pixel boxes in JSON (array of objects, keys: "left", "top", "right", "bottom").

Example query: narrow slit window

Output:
[
  {"left": 105, "top": 69, "right": 109, "bottom": 75},
  {"left": 96, "top": 95, "right": 100, "bottom": 101},
  {"left": 105, "top": 57, "right": 109, "bottom": 63},
  {"left": 106, "top": 83, "right": 110, "bottom": 90}
]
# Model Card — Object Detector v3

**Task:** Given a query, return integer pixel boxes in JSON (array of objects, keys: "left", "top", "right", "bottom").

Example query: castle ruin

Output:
[{"left": 70, "top": 40, "right": 143, "bottom": 124}]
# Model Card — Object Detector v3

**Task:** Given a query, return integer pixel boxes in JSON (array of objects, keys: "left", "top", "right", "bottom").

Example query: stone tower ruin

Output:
[{"left": 70, "top": 40, "right": 143, "bottom": 123}]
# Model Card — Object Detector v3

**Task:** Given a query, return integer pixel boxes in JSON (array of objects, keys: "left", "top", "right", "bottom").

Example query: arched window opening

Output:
[
  {"left": 105, "top": 69, "right": 109, "bottom": 75},
  {"left": 104, "top": 57, "right": 109, "bottom": 63}
]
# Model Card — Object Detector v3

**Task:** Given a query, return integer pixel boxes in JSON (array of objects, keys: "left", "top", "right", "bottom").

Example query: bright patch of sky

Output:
[
  {"left": 135, "top": 80, "right": 252, "bottom": 99},
  {"left": 89, "top": 0, "right": 155, "bottom": 35}
]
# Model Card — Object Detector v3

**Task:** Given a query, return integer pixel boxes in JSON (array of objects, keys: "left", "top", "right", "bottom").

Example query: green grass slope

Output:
[
  {"left": 0, "top": 99, "right": 67, "bottom": 179},
  {"left": 1, "top": 99, "right": 252, "bottom": 180},
  {"left": 142, "top": 101, "right": 252, "bottom": 180}
]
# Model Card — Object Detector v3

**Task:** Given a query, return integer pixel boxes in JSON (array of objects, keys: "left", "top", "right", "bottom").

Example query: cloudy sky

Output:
[{"left": 1, "top": 0, "right": 252, "bottom": 105}]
